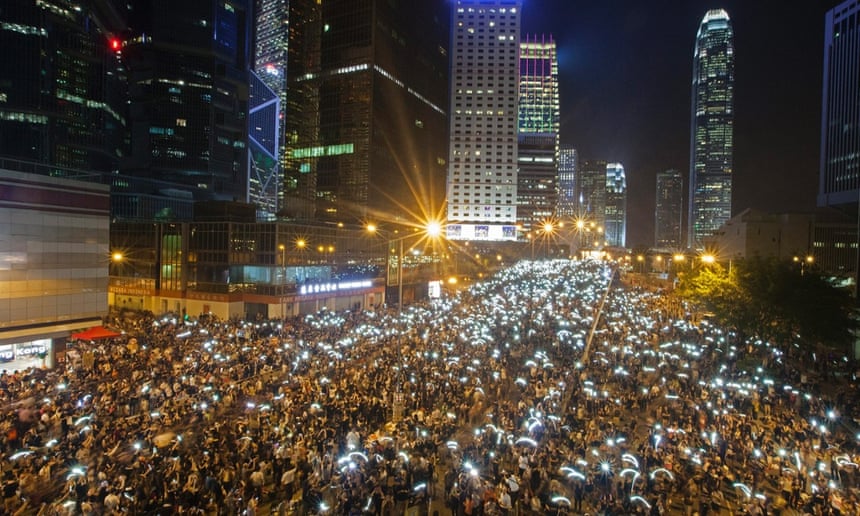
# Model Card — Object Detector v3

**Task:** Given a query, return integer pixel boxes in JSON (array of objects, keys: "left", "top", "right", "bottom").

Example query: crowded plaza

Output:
[{"left": 0, "top": 259, "right": 858, "bottom": 515}]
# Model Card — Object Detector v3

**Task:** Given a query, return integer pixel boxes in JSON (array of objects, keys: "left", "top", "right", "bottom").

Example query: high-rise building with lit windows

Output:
[
  {"left": 282, "top": 0, "right": 449, "bottom": 223},
  {"left": 122, "top": 0, "right": 253, "bottom": 210},
  {"left": 819, "top": 1, "right": 860, "bottom": 210},
  {"left": 604, "top": 163, "right": 627, "bottom": 248},
  {"left": 446, "top": 0, "right": 522, "bottom": 241},
  {"left": 253, "top": 0, "right": 288, "bottom": 213},
  {"left": 655, "top": 169, "right": 684, "bottom": 249},
  {"left": 557, "top": 146, "right": 578, "bottom": 217},
  {"left": 0, "top": 0, "right": 127, "bottom": 172},
  {"left": 688, "top": 9, "right": 734, "bottom": 249},
  {"left": 517, "top": 34, "right": 559, "bottom": 232}
]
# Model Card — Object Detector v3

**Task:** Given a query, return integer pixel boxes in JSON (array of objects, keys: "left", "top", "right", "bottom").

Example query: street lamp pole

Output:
[
  {"left": 398, "top": 238, "right": 404, "bottom": 315},
  {"left": 279, "top": 244, "right": 286, "bottom": 320}
]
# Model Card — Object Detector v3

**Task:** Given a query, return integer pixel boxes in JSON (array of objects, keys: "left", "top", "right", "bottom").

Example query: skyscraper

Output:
[
  {"left": 122, "top": 0, "right": 253, "bottom": 210},
  {"left": 0, "top": 0, "right": 127, "bottom": 172},
  {"left": 253, "top": 0, "right": 289, "bottom": 212},
  {"left": 446, "top": 0, "right": 522, "bottom": 241},
  {"left": 655, "top": 169, "right": 684, "bottom": 249},
  {"left": 688, "top": 9, "right": 734, "bottom": 249},
  {"left": 248, "top": 71, "right": 281, "bottom": 220},
  {"left": 517, "top": 34, "right": 560, "bottom": 232},
  {"left": 819, "top": 1, "right": 860, "bottom": 209},
  {"left": 283, "top": 0, "right": 449, "bottom": 223},
  {"left": 578, "top": 159, "right": 608, "bottom": 233},
  {"left": 557, "top": 146, "right": 578, "bottom": 217},
  {"left": 604, "top": 163, "right": 627, "bottom": 248}
]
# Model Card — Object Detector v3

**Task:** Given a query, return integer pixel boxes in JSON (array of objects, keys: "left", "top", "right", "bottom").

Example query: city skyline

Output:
[{"left": 522, "top": 0, "right": 844, "bottom": 246}]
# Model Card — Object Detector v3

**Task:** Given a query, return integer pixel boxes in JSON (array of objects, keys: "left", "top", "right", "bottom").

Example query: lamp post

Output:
[
  {"left": 368, "top": 221, "right": 443, "bottom": 420},
  {"left": 278, "top": 244, "right": 286, "bottom": 319},
  {"left": 793, "top": 255, "right": 814, "bottom": 276}
]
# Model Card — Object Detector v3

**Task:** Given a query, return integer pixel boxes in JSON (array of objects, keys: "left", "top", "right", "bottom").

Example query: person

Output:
[{"left": 498, "top": 488, "right": 512, "bottom": 515}]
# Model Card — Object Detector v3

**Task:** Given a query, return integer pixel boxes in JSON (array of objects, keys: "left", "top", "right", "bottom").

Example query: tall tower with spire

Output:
[{"left": 688, "top": 9, "right": 734, "bottom": 249}]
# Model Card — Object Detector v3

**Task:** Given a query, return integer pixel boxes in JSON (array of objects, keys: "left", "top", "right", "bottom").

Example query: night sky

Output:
[{"left": 520, "top": 0, "right": 844, "bottom": 247}]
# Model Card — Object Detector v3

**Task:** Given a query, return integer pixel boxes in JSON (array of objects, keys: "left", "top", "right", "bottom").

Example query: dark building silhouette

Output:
[
  {"left": 0, "top": 0, "right": 128, "bottom": 172},
  {"left": 121, "top": 0, "right": 253, "bottom": 210},
  {"left": 281, "top": 0, "right": 449, "bottom": 223}
]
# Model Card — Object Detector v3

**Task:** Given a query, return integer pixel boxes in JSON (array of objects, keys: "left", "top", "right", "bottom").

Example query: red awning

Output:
[{"left": 70, "top": 326, "right": 121, "bottom": 341}]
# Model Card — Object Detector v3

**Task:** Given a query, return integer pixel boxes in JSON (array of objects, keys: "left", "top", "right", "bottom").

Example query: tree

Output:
[{"left": 676, "top": 256, "right": 858, "bottom": 353}]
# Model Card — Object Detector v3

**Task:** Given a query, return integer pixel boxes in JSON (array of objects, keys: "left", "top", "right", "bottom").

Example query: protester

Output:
[{"left": 0, "top": 259, "right": 856, "bottom": 515}]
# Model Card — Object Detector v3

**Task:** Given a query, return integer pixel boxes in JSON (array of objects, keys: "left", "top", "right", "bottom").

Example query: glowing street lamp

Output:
[
  {"left": 366, "top": 220, "right": 444, "bottom": 421},
  {"left": 793, "top": 255, "right": 814, "bottom": 276}
]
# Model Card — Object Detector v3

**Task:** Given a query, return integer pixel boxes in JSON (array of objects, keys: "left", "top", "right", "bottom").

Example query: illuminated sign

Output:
[
  {"left": 446, "top": 224, "right": 518, "bottom": 241},
  {"left": 300, "top": 280, "right": 373, "bottom": 295},
  {"left": 428, "top": 280, "right": 442, "bottom": 299},
  {"left": 291, "top": 143, "right": 354, "bottom": 159}
]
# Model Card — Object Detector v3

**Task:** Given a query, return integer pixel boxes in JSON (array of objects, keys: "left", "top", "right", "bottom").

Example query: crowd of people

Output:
[{"left": 0, "top": 259, "right": 856, "bottom": 515}]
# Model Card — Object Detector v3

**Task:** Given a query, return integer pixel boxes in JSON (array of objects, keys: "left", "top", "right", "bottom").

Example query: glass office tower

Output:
[
  {"left": 557, "top": 146, "right": 578, "bottom": 217},
  {"left": 517, "top": 34, "right": 560, "bottom": 232},
  {"left": 0, "top": 0, "right": 127, "bottom": 172},
  {"left": 655, "top": 169, "right": 684, "bottom": 249},
  {"left": 604, "top": 163, "right": 627, "bottom": 248},
  {"left": 688, "top": 9, "right": 734, "bottom": 249},
  {"left": 283, "top": 0, "right": 449, "bottom": 223},
  {"left": 819, "top": 1, "right": 860, "bottom": 209},
  {"left": 122, "top": 0, "right": 253, "bottom": 208}
]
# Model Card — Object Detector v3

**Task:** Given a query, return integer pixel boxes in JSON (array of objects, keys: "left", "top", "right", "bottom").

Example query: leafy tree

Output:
[{"left": 676, "top": 256, "right": 858, "bottom": 353}]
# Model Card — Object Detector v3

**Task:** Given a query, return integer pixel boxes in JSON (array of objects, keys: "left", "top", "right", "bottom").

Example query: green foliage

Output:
[{"left": 676, "top": 256, "right": 858, "bottom": 352}]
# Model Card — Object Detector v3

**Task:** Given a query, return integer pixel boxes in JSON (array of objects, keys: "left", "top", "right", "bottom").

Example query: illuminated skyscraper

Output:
[
  {"left": 253, "top": 0, "right": 288, "bottom": 213},
  {"left": 655, "top": 169, "right": 684, "bottom": 249},
  {"left": 688, "top": 9, "right": 734, "bottom": 249},
  {"left": 517, "top": 34, "right": 559, "bottom": 232},
  {"left": 284, "top": 0, "right": 449, "bottom": 223},
  {"left": 446, "top": 0, "right": 522, "bottom": 241},
  {"left": 604, "top": 163, "right": 627, "bottom": 248},
  {"left": 819, "top": 1, "right": 860, "bottom": 209},
  {"left": 557, "top": 146, "right": 578, "bottom": 217},
  {"left": 578, "top": 159, "right": 608, "bottom": 233}
]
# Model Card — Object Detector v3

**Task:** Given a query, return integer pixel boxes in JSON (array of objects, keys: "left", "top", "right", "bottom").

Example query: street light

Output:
[
  {"left": 367, "top": 220, "right": 444, "bottom": 421},
  {"left": 794, "top": 255, "right": 814, "bottom": 276},
  {"left": 367, "top": 221, "right": 443, "bottom": 314},
  {"left": 537, "top": 220, "right": 557, "bottom": 259},
  {"left": 278, "top": 244, "right": 286, "bottom": 319}
]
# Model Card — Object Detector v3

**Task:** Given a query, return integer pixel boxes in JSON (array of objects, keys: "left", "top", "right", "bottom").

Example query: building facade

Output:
[
  {"left": 253, "top": 0, "right": 288, "bottom": 213},
  {"left": 248, "top": 71, "right": 280, "bottom": 220},
  {"left": 517, "top": 34, "right": 559, "bottom": 232},
  {"left": 282, "top": 0, "right": 449, "bottom": 224},
  {"left": 446, "top": 0, "right": 522, "bottom": 241},
  {"left": 0, "top": 169, "right": 110, "bottom": 368},
  {"left": 819, "top": 1, "right": 860, "bottom": 209},
  {"left": 604, "top": 163, "right": 627, "bottom": 248},
  {"left": 106, "top": 218, "right": 430, "bottom": 319},
  {"left": 0, "top": 0, "right": 127, "bottom": 173},
  {"left": 121, "top": 0, "right": 253, "bottom": 211},
  {"left": 688, "top": 9, "right": 734, "bottom": 249},
  {"left": 577, "top": 159, "right": 608, "bottom": 238},
  {"left": 655, "top": 169, "right": 684, "bottom": 250},
  {"left": 557, "top": 146, "right": 578, "bottom": 218}
]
